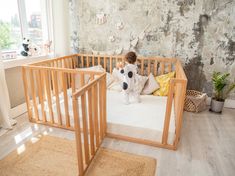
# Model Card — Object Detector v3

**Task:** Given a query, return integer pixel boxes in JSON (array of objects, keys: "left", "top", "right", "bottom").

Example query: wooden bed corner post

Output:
[
  {"left": 72, "top": 95, "right": 84, "bottom": 176},
  {"left": 22, "top": 66, "right": 32, "bottom": 121},
  {"left": 162, "top": 79, "right": 175, "bottom": 145},
  {"left": 173, "top": 79, "right": 187, "bottom": 149}
]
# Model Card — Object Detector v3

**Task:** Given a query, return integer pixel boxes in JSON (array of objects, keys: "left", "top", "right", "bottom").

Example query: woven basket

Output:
[{"left": 184, "top": 90, "right": 207, "bottom": 113}]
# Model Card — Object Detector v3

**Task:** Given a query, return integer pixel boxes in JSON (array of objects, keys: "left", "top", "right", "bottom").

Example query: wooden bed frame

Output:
[{"left": 22, "top": 53, "right": 187, "bottom": 175}]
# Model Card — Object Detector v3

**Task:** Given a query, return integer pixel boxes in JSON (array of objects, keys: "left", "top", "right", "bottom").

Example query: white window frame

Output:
[{"left": 1, "top": 0, "right": 54, "bottom": 64}]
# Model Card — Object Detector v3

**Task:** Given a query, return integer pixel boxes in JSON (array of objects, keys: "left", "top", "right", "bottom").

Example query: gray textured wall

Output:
[{"left": 69, "top": 0, "right": 235, "bottom": 97}]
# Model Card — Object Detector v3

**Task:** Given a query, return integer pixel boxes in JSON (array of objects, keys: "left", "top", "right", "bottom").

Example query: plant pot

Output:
[{"left": 210, "top": 98, "right": 225, "bottom": 113}]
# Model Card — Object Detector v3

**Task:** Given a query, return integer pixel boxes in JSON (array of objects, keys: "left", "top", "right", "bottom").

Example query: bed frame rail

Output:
[{"left": 29, "top": 54, "right": 177, "bottom": 77}]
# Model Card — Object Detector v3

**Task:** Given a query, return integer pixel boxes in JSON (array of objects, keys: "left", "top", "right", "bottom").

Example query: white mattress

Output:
[
  {"left": 107, "top": 90, "right": 175, "bottom": 133},
  {"left": 34, "top": 89, "right": 176, "bottom": 143}
]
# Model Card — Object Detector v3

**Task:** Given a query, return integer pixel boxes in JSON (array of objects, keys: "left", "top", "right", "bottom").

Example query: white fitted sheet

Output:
[
  {"left": 35, "top": 89, "right": 175, "bottom": 142},
  {"left": 107, "top": 90, "right": 175, "bottom": 133}
]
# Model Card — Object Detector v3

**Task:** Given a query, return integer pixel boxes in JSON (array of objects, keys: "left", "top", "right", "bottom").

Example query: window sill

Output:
[{"left": 3, "top": 53, "right": 54, "bottom": 69}]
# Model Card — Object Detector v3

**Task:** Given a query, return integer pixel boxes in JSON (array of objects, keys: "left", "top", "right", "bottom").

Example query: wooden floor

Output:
[{"left": 0, "top": 108, "right": 235, "bottom": 176}]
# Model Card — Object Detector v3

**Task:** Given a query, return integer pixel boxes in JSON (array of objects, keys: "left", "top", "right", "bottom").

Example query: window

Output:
[{"left": 0, "top": 0, "right": 52, "bottom": 60}]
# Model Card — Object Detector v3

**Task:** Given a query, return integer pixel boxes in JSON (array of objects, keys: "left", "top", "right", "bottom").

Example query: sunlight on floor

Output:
[
  {"left": 30, "top": 136, "right": 40, "bottom": 143},
  {"left": 14, "top": 127, "right": 33, "bottom": 144},
  {"left": 17, "top": 144, "right": 26, "bottom": 154},
  {"left": 43, "top": 131, "right": 48, "bottom": 135}
]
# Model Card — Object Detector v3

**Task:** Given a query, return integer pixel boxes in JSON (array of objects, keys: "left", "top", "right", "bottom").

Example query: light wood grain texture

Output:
[
  {"left": 22, "top": 54, "right": 187, "bottom": 176},
  {"left": 72, "top": 96, "right": 84, "bottom": 176},
  {"left": 81, "top": 93, "right": 90, "bottom": 164},
  {"left": 51, "top": 71, "right": 62, "bottom": 125},
  {"left": 162, "top": 79, "right": 174, "bottom": 144},
  {"left": 29, "top": 69, "right": 39, "bottom": 121},
  {"left": 99, "top": 81, "right": 104, "bottom": 140},
  {"left": 93, "top": 83, "right": 100, "bottom": 148},
  {"left": 44, "top": 70, "right": 54, "bottom": 123},
  {"left": 88, "top": 88, "right": 95, "bottom": 156},
  {"left": 36, "top": 70, "right": 46, "bottom": 122},
  {"left": 62, "top": 72, "right": 70, "bottom": 127}
]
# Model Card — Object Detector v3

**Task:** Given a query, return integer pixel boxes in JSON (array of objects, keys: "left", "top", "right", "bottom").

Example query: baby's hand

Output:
[{"left": 116, "top": 62, "right": 124, "bottom": 69}]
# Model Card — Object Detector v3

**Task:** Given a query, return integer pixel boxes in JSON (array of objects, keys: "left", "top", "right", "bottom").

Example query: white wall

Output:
[{"left": 52, "top": 0, "right": 71, "bottom": 57}]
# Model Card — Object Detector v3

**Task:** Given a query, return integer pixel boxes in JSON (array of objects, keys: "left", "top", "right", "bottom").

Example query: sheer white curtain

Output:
[{"left": 0, "top": 51, "right": 12, "bottom": 129}]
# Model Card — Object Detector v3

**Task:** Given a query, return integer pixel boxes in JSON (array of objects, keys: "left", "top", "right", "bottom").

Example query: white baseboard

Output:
[
  {"left": 207, "top": 97, "right": 235, "bottom": 109},
  {"left": 10, "top": 103, "right": 27, "bottom": 119}
]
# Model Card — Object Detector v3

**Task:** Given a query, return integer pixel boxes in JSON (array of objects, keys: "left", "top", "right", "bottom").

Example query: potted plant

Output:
[{"left": 210, "top": 71, "right": 235, "bottom": 113}]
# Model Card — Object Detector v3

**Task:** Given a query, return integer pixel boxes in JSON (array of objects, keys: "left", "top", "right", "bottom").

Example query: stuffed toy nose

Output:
[{"left": 122, "top": 82, "right": 128, "bottom": 90}]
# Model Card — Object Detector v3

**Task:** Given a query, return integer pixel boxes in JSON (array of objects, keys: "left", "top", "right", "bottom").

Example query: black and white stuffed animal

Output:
[
  {"left": 21, "top": 38, "right": 39, "bottom": 56},
  {"left": 120, "top": 64, "right": 140, "bottom": 104}
]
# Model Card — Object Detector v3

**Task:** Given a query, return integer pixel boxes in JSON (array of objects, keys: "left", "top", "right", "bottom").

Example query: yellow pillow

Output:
[{"left": 153, "top": 72, "right": 175, "bottom": 96}]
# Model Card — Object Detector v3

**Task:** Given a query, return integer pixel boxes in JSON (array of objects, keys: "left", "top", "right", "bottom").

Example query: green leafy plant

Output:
[{"left": 212, "top": 71, "right": 235, "bottom": 101}]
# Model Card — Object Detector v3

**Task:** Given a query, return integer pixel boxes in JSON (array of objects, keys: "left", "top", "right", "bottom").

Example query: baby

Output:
[{"left": 118, "top": 52, "right": 140, "bottom": 104}]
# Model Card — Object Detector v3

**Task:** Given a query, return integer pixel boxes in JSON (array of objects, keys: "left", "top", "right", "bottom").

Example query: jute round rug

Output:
[{"left": 0, "top": 135, "right": 156, "bottom": 176}]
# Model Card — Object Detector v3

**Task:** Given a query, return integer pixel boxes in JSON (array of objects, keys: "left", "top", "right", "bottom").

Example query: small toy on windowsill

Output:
[
  {"left": 43, "top": 40, "right": 52, "bottom": 54},
  {"left": 21, "top": 38, "right": 39, "bottom": 57}
]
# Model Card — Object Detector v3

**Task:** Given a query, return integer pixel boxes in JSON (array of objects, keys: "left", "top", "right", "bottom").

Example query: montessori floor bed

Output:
[
  {"left": 34, "top": 88, "right": 176, "bottom": 144},
  {"left": 22, "top": 53, "right": 187, "bottom": 175}
]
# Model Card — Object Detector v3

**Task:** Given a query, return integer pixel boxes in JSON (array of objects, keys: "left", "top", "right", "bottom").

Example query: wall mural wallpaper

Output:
[{"left": 69, "top": 0, "right": 235, "bottom": 98}]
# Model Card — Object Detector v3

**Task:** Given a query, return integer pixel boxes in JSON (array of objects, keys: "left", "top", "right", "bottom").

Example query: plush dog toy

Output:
[{"left": 120, "top": 64, "right": 140, "bottom": 104}]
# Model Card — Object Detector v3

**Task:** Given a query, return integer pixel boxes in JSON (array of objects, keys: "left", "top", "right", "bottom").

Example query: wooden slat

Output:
[
  {"left": 162, "top": 79, "right": 174, "bottom": 144},
  {"left": 73, "top": 57, "right": 76, "bottom": 68},
  {"left": 69, "top": 58, "right": 73, "bottom": 69},
  {"left": 71, "top": 73, "right": 76, "bottom": 93},
  {"left": 154, "top": 60, "right": 157, "bottom": 76},
  {"left": 98, "top": 56, "right": 100, "bottom": 65},
  {"left": 29, "top": 69, "right": 39, "bottom": 121},
  {"left": 80, "top": 73, "right": 85, "bottom": 86},
  {"left": 52, "top": 71, "right": 62, "bottom": 125},
  {"left": 22, "top": 67, "right": 32, "bottom": 120},
  {"left": 104, "top": 57, "right": 107, "bottom": 70},
  {"left": 86, "top": 56, "right": 90, "bottom": 67},
  {"left": 109, "top": 57, "right": 112, "bottom": 73},
  {"left": 98, "top": 80, "right": 103, "bottom": 139},
  {"left": 72, "top": 97, "right": 84, "bottom": 175},
  {"left": 92, "top": 83, "right": 100, "bottom": 147},
  {"left": 62, "top": 72, "right": 70, "bottom": 127},
  {"left": 81, "top": 93, "right": 90, "bottom": 164},
  {"left": 44, "top": 70, "right": 54, "bottom": 123},
  {"left": 81, "top": 56, "right": 84, "bottom": 67},
  {"left": 88, "top": 88, "right": 95, "bottom": 156},
  {"left": 102, "top": 76, "right": 107, "bottom": 135},
  {"left": 141, "top": 59, "right": 144, "bottom": 75},
  {"left": 168, "top": 63, "right": 172, "bottom": 72},
  {"left": 36, "top": 70, "right": 46, "bottom": 122},
  {"left": 147, "top": 59, "right": 151, "bottom": 75},
  {"left": 160, "top": 62, "right": 165, "bottom": 75},
  {"left": 92, "top": 56, "right": 95, "bottom": 66}
]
